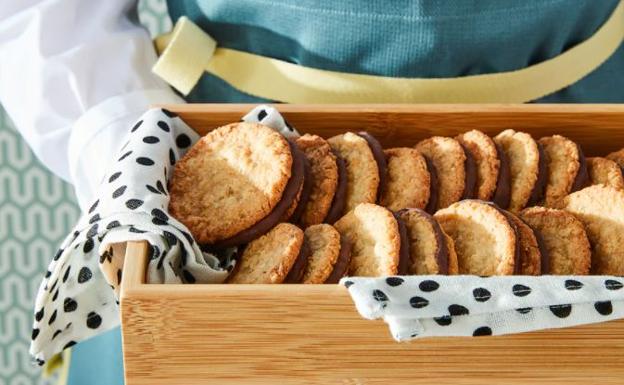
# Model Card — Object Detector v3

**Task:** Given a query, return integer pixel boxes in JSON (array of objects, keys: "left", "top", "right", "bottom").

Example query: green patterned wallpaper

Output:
[{"left": 0, "top": 1, "right": 170, "bottom": 384}]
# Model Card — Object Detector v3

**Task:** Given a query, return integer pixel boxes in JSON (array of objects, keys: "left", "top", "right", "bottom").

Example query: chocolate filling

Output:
[
  {"left": 531, "top": 226, "right": 550, "bottom": 275},
  {"left": 396, "top": 208, "right": 449, "bottom": 275},
  {"left": 478, "top": 201, "right": 522, "bottom": 275},
  {"left": 324, "top": 153, "right": 348, "bottom": 224},
  {"left": 284, "top": 239, "right": 310, "bottom": 283},
  {"left": 211, "top": 140, "right": 305, "bottom": 248},
  {"left": 491, "top": 142, "right": 512, "bottom": 209},
  {"left": 393, "top": 212, "right": 411, "bottom": 275},
  {"left": 459, "top": 143, "right": 478, "bottom": 199},
  {"left": 570, "top": 143, "right": 589, "bottom": 192},
  {"left": 289, "top": 153, "right": 313, "bottom": 224},
  {"left": 423, "top": 156, "right": 439, "bottom": 214},
  {"left": 324, "top": 236, "right": 353, "bottom": 284},
  {"left": 356, "top": 132, "right": 387, "bottom": 203},
  {"left": 526, "top": 143, "right": 548, "bottom": 206}
]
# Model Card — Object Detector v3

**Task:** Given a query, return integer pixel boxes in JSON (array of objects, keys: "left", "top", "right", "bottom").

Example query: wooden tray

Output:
[{"left": 121, "top": 104, "right": 624, "bottom": 385}]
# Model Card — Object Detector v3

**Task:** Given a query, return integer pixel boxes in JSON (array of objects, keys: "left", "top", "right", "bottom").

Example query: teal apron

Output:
[{"left": 69, "top": 1, "right": 624, "bottom": 384}]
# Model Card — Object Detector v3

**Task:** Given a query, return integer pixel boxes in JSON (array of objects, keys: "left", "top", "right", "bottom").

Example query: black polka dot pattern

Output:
[
  {"left": 472, "top": 288, "right": 491, "bottom": 302},
  {"left": 549, "top": 304, "right": 572, "bottom": 318},
  {"left": 143, "top": 136, "right": 160, "bottom": 144},
  {"left": 594, "top": 301, "right": 613, "bottom": 316},
  {"left": 419, "top": 280, "right": 439, "bottom": 292},
  {"left": 108, "top": 172, "right": 122, "bottom": 183},
  {"left": 473, "top": 326, "right": 492, "bottom": 336},
  {"left": 77, "top": 267, "right": 92, "bottom": 283},
  {"left": 372, "top": 289, "right": 389, "bottom": 302},
  {"left": 136, "top": 157, "right": 155, "bottom": 166},
  {"left": 176, "top": 134, "right": 191, "bottom": 148},
  {"left": 605, "top": 279, "right": 623, "bottom": 290},
  {"left": 386, "top": 277, "right": 404, "bottom": 287},
  {"left": 86, "top": 312, "right": 102, "bottom": 329},
  {"left": 512, "top": 284, "right": 532, "bottom": 297},
  {"left": 448, "top": 304, "right": 470, "bottom": 316},
  {"left": 565, "top": 279, "right": 584, "bottom": 290},
  {"left": 409, "top": 296, "right": 429, "bottom": 309}
]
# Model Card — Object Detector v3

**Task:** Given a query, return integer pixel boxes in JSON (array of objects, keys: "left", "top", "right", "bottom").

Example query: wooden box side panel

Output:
[{"left": 122, "top": 242, "right": 624, "bottom": 385}]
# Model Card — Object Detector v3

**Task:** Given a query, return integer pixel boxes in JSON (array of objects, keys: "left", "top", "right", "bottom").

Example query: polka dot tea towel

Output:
[
  {"left": 30, "top": 105, "right": 297, "bottom": 364},
  {"left": 341, "top": 276, "right": 624, "bottom": 340}
]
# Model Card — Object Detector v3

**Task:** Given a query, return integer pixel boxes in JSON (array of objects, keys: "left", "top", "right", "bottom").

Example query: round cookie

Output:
[
  {"left": 506, "top": 213, "right": 542, "bottom": 275},
  {"left": 295, "top": 134, "right": 339, "bottom": 227},
  {"left": 302, "top": 224, "right": 341, "bottom": 283},
  {"left": 456, "top": 130, "right": 509, "bottom": 204},
  {"left": 334, "top": 203, "right": 400, "bottom": 277},
  {"left": 415, "top": 137, "right": 475, "bottom": 210},
  {"left": 538, "top": 135, "right": 588, "bottom": 207},
  {"left": 228, "top": 223, "right": 305, "bottom": 284},
  {"left": 169, "top": 122, "right": 302, "bottom": 245},
  {"left": 562, "top": 185, "right": 624, "bottom": 275},
  {"left": 606, "top": 148, "right": 624, "bottom": 172},
  {"left": 434, "top": 200, "right": 518, "bottom": 275},
  {"left": 587, "top": 157, "right": 624, "bottom": 190},
  {"left": 494, "top": 129, "right": 547, "bottom": 212},
  {"left": 379, "top": 148, "right": 430, "bottom": 211},
  {"left": 328, "top": 132, "right": 380, "bottom": 214},
  {"left": 396, "top": 208, "right": 458, "bottom": 275},
  {"left": 520, "top": 206, "right": 591, "bottom": 275}
]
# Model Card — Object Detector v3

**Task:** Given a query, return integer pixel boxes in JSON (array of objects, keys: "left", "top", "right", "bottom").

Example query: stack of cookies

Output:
[{"left": 169, "top": 120, "right": 624, "bottom": 282}]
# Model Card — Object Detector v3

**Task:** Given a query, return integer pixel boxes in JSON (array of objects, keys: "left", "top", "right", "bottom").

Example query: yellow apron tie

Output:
[{"left": 153, "top": 0, "right": 624, "bottom": 103}]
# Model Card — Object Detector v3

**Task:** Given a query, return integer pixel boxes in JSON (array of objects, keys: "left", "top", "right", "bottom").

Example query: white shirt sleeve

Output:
[{"left": 0, "top": 0, "right": 183, "bottom": 210}]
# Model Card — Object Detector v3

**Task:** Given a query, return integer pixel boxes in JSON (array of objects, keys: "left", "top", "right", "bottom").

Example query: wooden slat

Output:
[{"left": 123, "top": 104, "right": 624, "bottom": 384}]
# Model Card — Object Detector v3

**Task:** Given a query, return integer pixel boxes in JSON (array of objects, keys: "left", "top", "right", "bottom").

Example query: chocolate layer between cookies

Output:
[
  {"left": 324, "top": 236, "right": 353, "bottom": 284},
  {"left": 289, "top": 155, "right": 313, "bottom": 224},
  {"left": 570, "top": 143, "right": 589, "bottom": 192},
  {"left": 423, "top": 157, "right": 439, "bottom": 214},
  {"left": 396, "top": 208, "right": 449, "bottom": 275},
  {"left": 324, "top": 154, "right": 348, "bottom": 224},
  {"left": 213, "top": 140, "right": 305, "bottom": 248},
  {"left": 491, "top": 142, "right": 512, "bottom": 209},
  {"left": 356, "top": 132, "right": 387, "bottom": 203},
  {"left": 393, "top": 212, "right": 411, "bottom": 275},
  {"left": 284, "top": 239, "right": 310, "bottom": 283},
  {"left": 459, "top": 143, "right": 478, "bottom": 200},
  {"left": 526, "top": 143, "right": 548, "bottom": 206}
]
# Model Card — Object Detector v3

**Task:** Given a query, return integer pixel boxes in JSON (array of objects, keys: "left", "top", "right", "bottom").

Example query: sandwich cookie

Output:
[
  {"left": 538, "top": 135, "right": 588, "bottom": 207},
  {"left": 328, "top": 132, "right": 386, "bottom": 214},
  {"left": 435, "top": 200, "right": 519, "bottom": 275},
  {"left": 395, "top": 208, "right": 458, "bottom": 275},
  {"left": 334, "top": 203, "right": 400, "bottom": 277},
  {"left": 606, "top": 148, "right": 624, "bottom": 172},
  {"left": 415, "top": 136, "right": 477, "bottom": 210},
  {"left": 563, "top": 185, "right": 624, "bottom": 275},
  {"left": 294, "top": 134, "right": 342, "bottom": 227},
  {"left": 494, "top": 129, "right": 547, "bottom": 212},
  {"left": 456, "top": 129, "right": 511, "bottom": 208},
  {"left": 587, "top": 157, "right": 624, "bottom": 190},
  {"left": 228, "top": 223, "right": 308, "bottom": 283},
  {"left": 506, "top": 213, "right": 542, "bottom": 275},
  {"left": 283, "top": 143, "right": 313, "bottom": 223},
  {"left": 169, "top": 122, "right": 304, "bottom": 246},
  {"left": 302, "top": 224, "right": 352, "bottom": 284},
  {"left": 379, "top": 148, "right": 430, "bottom": 211},
  {"left": 520, "top": 206, "right": 590, "bottom": 275}
]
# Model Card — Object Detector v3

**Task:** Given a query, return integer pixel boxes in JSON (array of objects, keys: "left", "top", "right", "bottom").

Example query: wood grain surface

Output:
[{"left": 122, "top": 105, "right": 624, "bottom": 384}]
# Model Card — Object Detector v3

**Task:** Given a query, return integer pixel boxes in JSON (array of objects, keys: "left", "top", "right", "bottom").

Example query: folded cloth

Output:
[
  {"left": 341, "top": 275, "right": 624, "bottom": 340},
  {"left": 30, "top": 105, "right": 297, "bottom": 364}
]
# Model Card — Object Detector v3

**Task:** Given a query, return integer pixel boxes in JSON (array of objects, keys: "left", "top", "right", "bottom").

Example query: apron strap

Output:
[{"left": 153, "top": 0, "right": 624, "bottom": 103}]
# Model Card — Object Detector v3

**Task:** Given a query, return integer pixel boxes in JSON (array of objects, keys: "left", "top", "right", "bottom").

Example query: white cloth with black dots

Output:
[
  {"left": 340, "top": 276, "right": 624, "bottom": 339},
  {"left": 30, "top": 105, "right": 297, "bottom": 364}
]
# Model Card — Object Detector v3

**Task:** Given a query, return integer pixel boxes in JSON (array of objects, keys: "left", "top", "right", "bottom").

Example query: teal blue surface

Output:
[
  {"left": 166, "top": 0, "right": 624, "bottom": 103},
  {"left": 67, "top": 328, "right": 124, "bottom": 385}
]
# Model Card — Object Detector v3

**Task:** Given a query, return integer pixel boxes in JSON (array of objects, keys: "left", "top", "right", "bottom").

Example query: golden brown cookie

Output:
[
  {"left": 456, "top": 130, "right": 508, "bottom": 203},
  {"left": 606, "top": 148, "right": 624, "bottom": 171},
  {"left": 334, "top": 203, "right": 400, "bottom": 277},
  {"left": 520, "top": 206, "right": 591, "bottom": 275},
  {"left": 435, "top": 200, "right": 518, "bottom": 275},
  {"left": 396, "top": 208, "right": 458, "bottom": 275},
  {"left": 328, "top": 132, "right": 380, "bottom": 213},
  {"left": 295, "top": 135, "right": 339, "bottom": 227},
  {"left": 228, "top": 223, "right": 305, "bottom": 284},
  {"left": 506, "top": 213, "right": 542, "bottom": 275},
  {"left": 587, "top": 157, "right": 624, "bottom": 190},
  {"left": 169, "top": 122, "right": 303, "bottom": 246},
  {"left": 562, "top": 185, "right": 624, "bottom": 275},
  {"left": 494, "top": 129, "right": 547, "bottom": 212},
  {"left": 302, "top": 224, "right": 341, "bottom": 284},
  {"left": 415, "top": 137, "right": 475, "bottom": 210},
  {"left": 379, "top": 148, "right": 430, "bottom": 211},
  {"left": 538, "top": 135, "right": 588, "bottom": 207}
]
